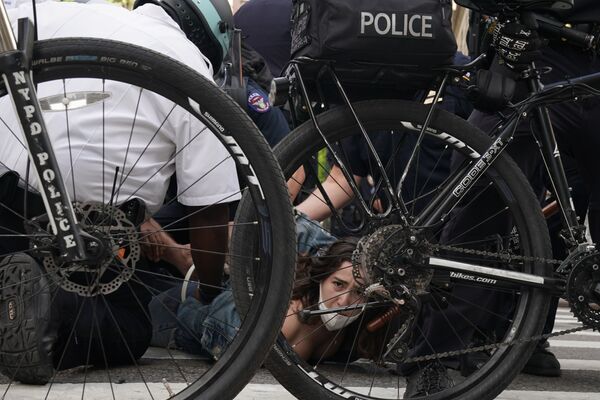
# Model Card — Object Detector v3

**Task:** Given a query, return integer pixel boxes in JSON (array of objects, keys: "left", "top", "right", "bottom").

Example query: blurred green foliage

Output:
[
  {"left": 106, "top": 0, "right": 135, "bottom": 9},
  {"left": 59, "top": 0, "right": 134, "bottom": 10}
]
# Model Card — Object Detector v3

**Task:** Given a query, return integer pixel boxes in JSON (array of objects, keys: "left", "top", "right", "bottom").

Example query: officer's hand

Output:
[
  {"left": 139, "top": 218, "right": 168, "bottom": 262},
  {"left": 492, "top": 22, "right": 545, "bottom": 69}
]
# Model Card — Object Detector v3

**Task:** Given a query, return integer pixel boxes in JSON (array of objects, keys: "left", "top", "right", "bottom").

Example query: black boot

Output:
[
  {"left": 522, "top": 340, "right": 561, "bottom": 377},
  {"left": 0, "top": 253, "right": 57, "bottom": 384}
]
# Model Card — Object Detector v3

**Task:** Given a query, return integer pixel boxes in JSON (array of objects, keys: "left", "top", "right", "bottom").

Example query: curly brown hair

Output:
[
  {"left": 291, "top": 237, "right": 359, "bottom": 317},
  {"left": 290, "top": 237, "right": 390, "bottom": 361}
]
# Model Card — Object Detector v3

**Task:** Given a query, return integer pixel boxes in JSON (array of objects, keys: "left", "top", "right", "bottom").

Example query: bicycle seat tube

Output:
[{"left": 524, "top": 61, "right": 585, "bottom": 246}]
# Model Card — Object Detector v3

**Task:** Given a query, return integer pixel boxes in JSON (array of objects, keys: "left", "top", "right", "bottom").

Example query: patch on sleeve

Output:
[{"left": 247, "top": 91, "right": 271, "bottom": 113}]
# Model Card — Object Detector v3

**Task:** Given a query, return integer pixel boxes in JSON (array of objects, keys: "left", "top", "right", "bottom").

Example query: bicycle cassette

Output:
[{"left": 566, "top": 250, "right": 600, "bottom": 330}]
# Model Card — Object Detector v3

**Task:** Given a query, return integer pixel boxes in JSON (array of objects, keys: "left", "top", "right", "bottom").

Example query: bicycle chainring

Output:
[
  {"left": 349, "top": 224, "right": 595, "bottom": 364},
  {"left": 566, "top": 250, "right": 600, "bottom": 331}
]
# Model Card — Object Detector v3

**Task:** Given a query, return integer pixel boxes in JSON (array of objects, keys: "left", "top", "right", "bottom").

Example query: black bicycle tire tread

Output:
[
  {"left": 266, "top": 99, "right": 552, "bottom": 400},
  {"left": 4, "top": 38, "right": 297, "bottom": 400}
]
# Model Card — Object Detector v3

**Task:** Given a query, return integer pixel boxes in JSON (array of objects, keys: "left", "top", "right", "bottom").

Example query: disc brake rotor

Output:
[{"left": 43, "top": 203, "right": 140, "bottom": 297}]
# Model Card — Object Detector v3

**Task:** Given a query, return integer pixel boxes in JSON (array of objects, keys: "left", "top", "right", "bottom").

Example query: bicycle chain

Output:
[
  {"left": 397, "top": 242, "right": 587, "bottom": 363},
  {"left": 430, "top": 242, "right": 563, "bottom": 266},
  {"left": 402, "top": 324, "right": 590, "bottom": 363}
]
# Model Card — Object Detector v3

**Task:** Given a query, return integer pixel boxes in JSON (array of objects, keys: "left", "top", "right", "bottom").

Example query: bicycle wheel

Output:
[
  {"left": 262, "top": 100, "right": 552, "bottom": 400},
  {"left": 0, "top": 38, "right": 295, "bottom": 400}
]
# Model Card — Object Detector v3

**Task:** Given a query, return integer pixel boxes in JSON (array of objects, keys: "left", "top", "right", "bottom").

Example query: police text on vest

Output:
[{"left": 360, "top": 12, "right": 434, "bottom": 38}]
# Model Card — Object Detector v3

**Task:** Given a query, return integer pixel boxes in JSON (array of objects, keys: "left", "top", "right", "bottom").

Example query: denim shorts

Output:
[
  {"left": 149, "top": 284, "right": 240, "bottom": 360},
  {"left": 149, "top": 214, "right": 333, "bottom": 358},
  {"left": 295, "top": 211, "right": 336, "bottom": 255}
]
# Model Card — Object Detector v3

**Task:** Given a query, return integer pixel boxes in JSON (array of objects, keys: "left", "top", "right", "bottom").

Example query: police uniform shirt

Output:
[
  {"left": 0, "top": 1, "right": 240, "bottom": 213},
  {"left": 234, "top": 0, "right": 292, "bottom": 77},
  {"left": 245, "top": 79, "right": 290, "bottom": 147}
]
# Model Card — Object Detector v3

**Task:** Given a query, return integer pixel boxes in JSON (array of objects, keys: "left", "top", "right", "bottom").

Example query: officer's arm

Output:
[
  {"left": 187, "top": 203, "right": 229, "bottom": 301},
  {"left": 295, "top": 164, "right": 362, "bottom": 221}
]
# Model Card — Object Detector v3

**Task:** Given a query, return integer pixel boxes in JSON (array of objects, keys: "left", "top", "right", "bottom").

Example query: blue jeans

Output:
[
  {"left": 149, "top": 214, "right": 333, "bottom": 358},
  {"left": 149, "top": 284, "right": 240, "bottom": 360},
  {"left": 295, "top": 211, "right": 336, "bottom": 255}
]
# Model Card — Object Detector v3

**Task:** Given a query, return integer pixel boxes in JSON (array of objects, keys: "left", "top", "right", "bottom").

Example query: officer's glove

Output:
[{"left": 492, "top": 22, "right": 545, "bottom": 70}]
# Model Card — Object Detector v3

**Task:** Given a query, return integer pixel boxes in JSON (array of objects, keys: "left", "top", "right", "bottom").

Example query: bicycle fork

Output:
[{"left": 0, "top": 14, "right": 86, "bottom": 261}]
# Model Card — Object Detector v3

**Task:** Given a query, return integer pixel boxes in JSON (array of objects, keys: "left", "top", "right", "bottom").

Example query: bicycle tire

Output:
[
  {"left": 258, "top": 100, "right": 552, "bottom": 400},
  {"left": 0, "top": 38, "right": 295, "bottom": 400}
]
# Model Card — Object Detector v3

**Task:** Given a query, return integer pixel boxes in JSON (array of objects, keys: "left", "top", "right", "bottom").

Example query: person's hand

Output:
[
  {"left": 140, "top": 218, "right": 194, "bottom": 275},
  {"left": 139, "top": 218, "right": 168, "bottom": 262},
  {"left": 492, "top": 21, "right": 545, "bottom": 69}
]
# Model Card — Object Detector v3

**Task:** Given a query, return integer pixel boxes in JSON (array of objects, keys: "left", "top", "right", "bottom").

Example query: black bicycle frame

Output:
[
  {"left": 417, "top": 67, "right": 600, "bottom": 248},
  {"left": 420, "top": 68, "right": 600, "bottom": 293},
  {"left": 0, "top": 13, "right": 86, "bottom": 260},
  {"left": 289, "top": 56, "right": 600, "bottom": 297},
  {"left": 414, "top": 68, "right": 600, "bottom": 294},
  {"left": 530, "top": 69, "right": 600, "bottom": 245},
  {"left": 291, "top": 61, "right": 404, "bottom": 222}
]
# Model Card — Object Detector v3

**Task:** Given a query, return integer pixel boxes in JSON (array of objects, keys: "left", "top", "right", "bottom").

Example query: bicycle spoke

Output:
[
  {"left": 112, "top": 104, "right": 177, "bottom": 198},
  {"left": 63, "top": 79, "right": 77, "bottom": 201},
  {"left": 447, "top": 207, "right": 510, "bottom": 246},
  {"left": 0, "top": 41, "right": 294, "bottom": 399},
  {"left": 429, "top": 292, "right": 470, "bottom": 349},
  {"left": 98, "top": 294, "right": 156, "bottom": 400},
  {"left": 81, "top": 275, "right": 98, "bottom": 400},
  {"left": 91, "top": 297, "right": 117, "bottom": 400},
  {"left": 45, "top": 293, "right": 89, "bottom": 400},
  {"left": 114, "top": 265, "right": 241, "bottom": 334},
  {"left": 267, "top": 97, "right": 554, "bottom": 400},
  {"left": 121, "top": 126, "right": 209, "bottom": 204},
  {"left": 125, "top": 270, "right": 245, "bottom": 344},
  {"left": 102, "top": 79, "right": 106, "bottom": 206},
  {"left": 115, "top": 87, "right": 144, "bottom": 205},
  {"left": 289, "top": 298, "right": 363, "bottom": 352},
  {"left": 121, "top": 277, "right": 190, "bottom": 385},
  {"left": 431, "top": 286, "right": 517, "bottom": 322},
  {"left": 367, "top": 319, "right": 395, "bottom": 397},
  {"left": 339, "top": 302, "right": 371, "bottom": 386}
]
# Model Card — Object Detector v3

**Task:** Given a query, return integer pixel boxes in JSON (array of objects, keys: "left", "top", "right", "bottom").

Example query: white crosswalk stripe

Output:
[
  {"left": 549, "top": 310, "right": 600, "bottom": 349},
  {"left": 553, "top": 330, "right": 598, "bottom": 336},
  {"left": 6, "top": 383, "right": 598, "bottom": 400},
  {"left": 560, "top": 359, "right": 600, "bottom": 371},
  {"left": 549, "top": 340, "right": 600, "bottom": 348},
  {"left": 10, "top": 308, "right": 600, "bottom": 399},
  {"left": 273, "top": 307, "right": 600, "bottom": 400}
]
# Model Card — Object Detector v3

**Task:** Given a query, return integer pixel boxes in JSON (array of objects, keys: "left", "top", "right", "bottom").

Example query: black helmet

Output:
[{"left": 134, "top": 0, "right": 233, "bottom": 69}]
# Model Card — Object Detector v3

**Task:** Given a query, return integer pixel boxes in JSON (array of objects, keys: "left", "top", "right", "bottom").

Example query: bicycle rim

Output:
[
  {"left": 0, "top": 38, "right": 295, "bottom": 400},
  {"left": 264, "top": 100, "right": 552, "bottom": 400}
]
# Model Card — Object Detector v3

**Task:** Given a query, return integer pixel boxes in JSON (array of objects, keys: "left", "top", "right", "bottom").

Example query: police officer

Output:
[
  {"left": 234, "top": 0, "right": 292, "bottom": 77},
  {"left": 244, "top": 77, "right": 290, "bottom": 147},
  {"left": 404, "top": 1, "right": 600, "bottom": 397}
]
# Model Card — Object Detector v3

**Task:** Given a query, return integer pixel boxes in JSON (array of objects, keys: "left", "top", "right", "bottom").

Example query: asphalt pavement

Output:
[{"left": 3, "top": 307, "right": 599, "bottom": 399}]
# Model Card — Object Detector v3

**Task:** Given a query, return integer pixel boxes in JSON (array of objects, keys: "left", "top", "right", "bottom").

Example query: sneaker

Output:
[
  {"left": 522, "top": 342, "right": 561, "bottom": 377},
  {"left": 0, "top": 253, "right": 56, "bottom": 384},
  {"left": 404, "top": 362, "right": 453, "bottom": 398}
]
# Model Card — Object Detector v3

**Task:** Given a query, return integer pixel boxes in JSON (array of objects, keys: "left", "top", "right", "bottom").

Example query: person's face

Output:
[{"left": 320, "top": 261, "right": 365, "bottom": 316}]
